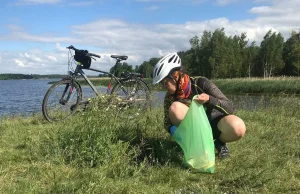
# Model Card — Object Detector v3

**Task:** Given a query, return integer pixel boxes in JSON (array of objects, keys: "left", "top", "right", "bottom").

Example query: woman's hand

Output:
[{"left": 194, "top": 93, "right": 210, "bottom": 104}]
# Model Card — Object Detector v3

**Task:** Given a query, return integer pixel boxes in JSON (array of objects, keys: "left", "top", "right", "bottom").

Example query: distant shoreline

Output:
[
  {"left": 0, "top": 78, "right": 60, "bottom": 80},
  {"left": 0, "top": 73, "right": 66, "bottom": 80},
  {"left": 0, "top": 73, "right": 101, "bottom": 80}
]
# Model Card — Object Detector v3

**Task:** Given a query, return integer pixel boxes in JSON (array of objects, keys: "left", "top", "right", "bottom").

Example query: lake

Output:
[
  {"left": 0, "top": 79, "right": 269, "bottom": 118},
  {"left": 0, "top": 79, "right": 106, "bottom": 117}
]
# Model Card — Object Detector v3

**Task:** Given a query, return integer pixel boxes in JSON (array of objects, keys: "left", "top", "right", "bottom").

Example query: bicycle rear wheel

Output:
[
  {"left": 110, "top": 79, "right": 150, "bottom": 119},
  {"left": 42, "top": 79, "right": 82, "bottom": 122}
]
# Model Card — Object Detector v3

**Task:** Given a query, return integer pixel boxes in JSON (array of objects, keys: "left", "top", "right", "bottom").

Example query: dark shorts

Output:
[{"left": 210, "top": 114, "right": 226, "bottom": 139}]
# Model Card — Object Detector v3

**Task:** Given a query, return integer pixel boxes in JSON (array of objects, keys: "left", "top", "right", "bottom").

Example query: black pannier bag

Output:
[{"left": 74, "top": 50, "right": 91, "bottom": 69}]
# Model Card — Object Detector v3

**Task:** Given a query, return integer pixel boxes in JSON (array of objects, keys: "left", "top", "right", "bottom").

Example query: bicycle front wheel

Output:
[
  {"left": 42, "top": 79, "right": 82, "bottom": 122},
  {"left": 110, "top": 79, "right": 150, "bottom": 119}
]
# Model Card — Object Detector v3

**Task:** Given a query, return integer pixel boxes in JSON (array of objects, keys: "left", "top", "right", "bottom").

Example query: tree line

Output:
[
  {"left": 111, "top": 28, "right": 300, "bottom": 78},
  {"left": 0, "top": 74, "right": 66, "bottom": 80}
]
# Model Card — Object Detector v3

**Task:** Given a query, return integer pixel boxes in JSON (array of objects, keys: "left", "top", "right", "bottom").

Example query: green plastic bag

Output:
[{"left": 173, "top": 95, "right": 215, "bottom": 173}]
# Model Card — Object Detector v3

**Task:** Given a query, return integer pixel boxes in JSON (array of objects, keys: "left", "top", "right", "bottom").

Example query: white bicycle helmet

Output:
[{"left": 152, "top": 52, "right": 181, "bottom": 84}]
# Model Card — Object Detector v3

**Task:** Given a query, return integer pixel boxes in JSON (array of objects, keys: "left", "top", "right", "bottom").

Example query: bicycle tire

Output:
[
  {"left": 110, "top": 79, "right": 150, "bottom": 119},
  {"left": 42, "top": 79, "right": 82, "bottom": 122}
]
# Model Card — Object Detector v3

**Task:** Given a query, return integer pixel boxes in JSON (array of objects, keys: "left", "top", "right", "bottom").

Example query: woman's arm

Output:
[{"left": 196, "top": 77, "right": 235, "bottom": 114}]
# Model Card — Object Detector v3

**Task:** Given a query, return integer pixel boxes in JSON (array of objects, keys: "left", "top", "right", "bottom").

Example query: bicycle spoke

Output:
[
  {"left": 110, "top": 79, "right": 150, "bottom": 119},
  {"left": 42, "top": 80, "right": 82, "bottom": 122}
]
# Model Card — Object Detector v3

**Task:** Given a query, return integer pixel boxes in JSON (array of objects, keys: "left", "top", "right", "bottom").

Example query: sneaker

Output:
[{"left": 216, "top": 144, "right": 230, "bottom": 159}]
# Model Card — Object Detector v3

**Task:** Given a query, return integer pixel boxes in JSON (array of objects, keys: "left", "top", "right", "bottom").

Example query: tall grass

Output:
[
  {"left": 213, "top": 77, "right": 300, "bottom": 94},
  {"left": 72, "top": 77, "right": 300, "bottom": 94},
  {"left": 0, "top": 96, "right": 299, "bottom": 193}
]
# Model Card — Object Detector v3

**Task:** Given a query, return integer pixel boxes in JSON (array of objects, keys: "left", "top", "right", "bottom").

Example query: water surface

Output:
[{"left": 0, "top": 79, "right": 280, "bottom": 118}]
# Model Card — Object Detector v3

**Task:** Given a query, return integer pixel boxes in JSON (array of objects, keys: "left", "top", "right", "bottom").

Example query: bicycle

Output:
[{"left": 42, "top": 45, "right": 150, "bottom": 122}]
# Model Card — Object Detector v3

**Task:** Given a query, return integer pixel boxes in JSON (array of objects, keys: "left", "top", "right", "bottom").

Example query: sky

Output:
[{"left": 0, "top": 0, "right": 300, "bottom": 75}]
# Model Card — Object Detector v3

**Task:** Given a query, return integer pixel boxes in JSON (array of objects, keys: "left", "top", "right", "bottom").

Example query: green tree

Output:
[
  {"left": 137, "top": 61, "right": 152, "bottom": 78},
  {"left": 257, "top": 30, "right": 284, "bottom": 77},
  {"left": 189, "top": 35, "right": 201, "bottom": 76},
  {"left": 110, "top": 62, "right": 133, "bottom": 77},
  {"left": 148, "top": 57, "right": 160, "bottom": 67},
  {"left": 237, "top": 32, "right": 249, "bottom": 77},
  {"left": 227, "top": 34, "right": 245, "bottom": 78},
  {"left": 178, "top": 50, "right": 193, "bottom": 74},
  {"left": 283, "top": 31, "right": 300, "bottom": 76},
  {"left": 189, "top": 30, "right": 213, "bottom": 77},
  {"left": 209, "top": 28, "right": 231, "bottom": 78},
  {"left": 244, "top": 41, "right": 260, "bottom": 77}
]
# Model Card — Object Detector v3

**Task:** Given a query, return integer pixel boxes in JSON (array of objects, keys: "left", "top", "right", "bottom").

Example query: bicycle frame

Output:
[{"left": 70, "top": 62, "right": 130, "bottom": 97}]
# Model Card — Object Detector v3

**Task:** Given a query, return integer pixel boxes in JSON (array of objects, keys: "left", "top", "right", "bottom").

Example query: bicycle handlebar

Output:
[{"left": 66, "top": 45, "right": 101, "bottom": 58}]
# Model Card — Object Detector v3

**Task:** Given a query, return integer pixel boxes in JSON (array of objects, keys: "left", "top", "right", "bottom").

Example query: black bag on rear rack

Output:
[{"left": 74, "top": 50, "right": 91, "bottom": 69}]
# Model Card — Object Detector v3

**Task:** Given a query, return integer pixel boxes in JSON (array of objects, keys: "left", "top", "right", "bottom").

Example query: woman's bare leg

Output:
[
  {"left": 169, "top": 101, "right": 189, "bottom": 126},
  {"left": 217, "top": 115, "right": 246, "bottom": 143}
]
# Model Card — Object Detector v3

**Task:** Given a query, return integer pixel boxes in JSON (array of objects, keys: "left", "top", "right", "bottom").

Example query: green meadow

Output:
[
  {"left": 73, "top": 77, "right": 300, "bottom": 95},
  {"left": 212, "top": 77, "right": 300, "bottom": 94},
  {"left": 0, "top": 93, "right": 299, "bottom": 193}
]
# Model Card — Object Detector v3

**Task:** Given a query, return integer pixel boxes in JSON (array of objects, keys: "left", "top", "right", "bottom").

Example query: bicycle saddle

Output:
[{"left": 111, "top": 55, "right": 128, "bottom": 61}]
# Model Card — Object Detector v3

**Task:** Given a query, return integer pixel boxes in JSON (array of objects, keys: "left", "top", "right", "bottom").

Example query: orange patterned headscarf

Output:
[{"left": 171, "top": 70, "right": 191, "bottom": 100}]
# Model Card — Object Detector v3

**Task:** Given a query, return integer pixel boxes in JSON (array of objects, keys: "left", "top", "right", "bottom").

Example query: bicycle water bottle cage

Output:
[
  {"left": 74, "top": 50, "right": 91, "bottom": 69},
  {"left": 111, "top": 55, "right": 128, "bottom": 61}
]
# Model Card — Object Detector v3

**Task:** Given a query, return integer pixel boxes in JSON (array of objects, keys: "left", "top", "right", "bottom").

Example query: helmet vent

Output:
[
  {"left": 154, "top": 67, "right": 158, "bottom": 77},
  {"left": 174, "top": 56, "right": 178, "bottom": 63},
  {"left": 157, "top": 63, "right": 164, "bottom": 76},
  {"left": 168, "top": 55, "right": 175, "bottom": 63}
]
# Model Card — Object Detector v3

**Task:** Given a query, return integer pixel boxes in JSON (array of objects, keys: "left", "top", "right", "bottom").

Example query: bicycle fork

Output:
[{"left": 59, "top": 82, "right": 76, "bottom": 105}]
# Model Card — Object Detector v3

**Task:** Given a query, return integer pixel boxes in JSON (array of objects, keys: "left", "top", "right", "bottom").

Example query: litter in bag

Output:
[{"left": 173, "top": 95, "right": 215, "bottom": 173}]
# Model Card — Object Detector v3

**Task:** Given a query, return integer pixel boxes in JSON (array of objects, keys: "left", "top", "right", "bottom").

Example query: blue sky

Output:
[{"left": 0, "top": 0, "right": 299, "bottom": 74}]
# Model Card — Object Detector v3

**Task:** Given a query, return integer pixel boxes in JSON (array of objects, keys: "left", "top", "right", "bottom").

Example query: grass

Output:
[
  {"left": 66, "top": 77, "right": 300, "bottom": 95},
  {"left": 213, "top": 77, "right": 300, "bottom": 95},
  {"left": 0, "top": 96, "right": 300, "bottom": 193}
]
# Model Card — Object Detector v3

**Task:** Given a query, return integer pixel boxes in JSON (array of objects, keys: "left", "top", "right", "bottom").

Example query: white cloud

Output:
[
  {"left": 15, "top": 0, "right": 62, "bottom": 5},
  {"left": 21, "top": 52, "right": 43, "bottom": 62},
  {"left": 0, "top": 25, "right": 77, "bottom": 43},
  {"left": 1, "top": 0, "right": 300, "bottom": 74},
  {"left": 14, "top": 59, "right": 25, "bottom": 67},
  {"left": 0, "top": 49, "right": 67, "bottom": 74},
  {"left": 56, "top": 43, "right": 67, "bottom": 52},
  {"left": 250, "top": 0, "right": 300, "bottom": 27},
  {"left": 250, "top": 6, "right": 272, "bottom": 14},
  {"left": 46, "top": 55, "right": 57, "bottom": 62}
]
